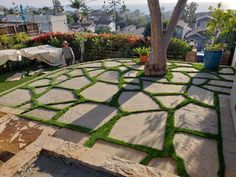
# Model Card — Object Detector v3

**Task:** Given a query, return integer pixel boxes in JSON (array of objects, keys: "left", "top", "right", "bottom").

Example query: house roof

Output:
[
  {"left": 177, "top": 20, "right": 188, "bottom": 28},
  {"left": 95, "top": 19, "right": 113, "bottom": 25},
  {"left": 196, "top": 15, "right": 213, "bottom": 22},
  {"left": 80, "top": 22, "right": 95, "bottom": 27},
  {"left": 186, "top": 29, "right": 205, "bottom": 39}
]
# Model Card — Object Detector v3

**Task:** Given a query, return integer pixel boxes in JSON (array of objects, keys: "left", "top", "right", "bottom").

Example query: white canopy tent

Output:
[{"left": 0, "top": 49, "right": 22, "bottom": 66}]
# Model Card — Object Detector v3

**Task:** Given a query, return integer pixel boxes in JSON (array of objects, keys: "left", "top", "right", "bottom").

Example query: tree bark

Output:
[{"left": 145, "top": 0, "right": 188, "bottom": 76}]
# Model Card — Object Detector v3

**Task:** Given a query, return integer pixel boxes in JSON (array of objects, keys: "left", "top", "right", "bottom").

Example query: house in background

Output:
[
  {"left": 118, "top": 25, "right": 145, "bottom": 37},
  {"left": 0, "top": 22, "right": 39, "bottom": 35},
  {"left": 6, "top": 14, "right": 68, "bottom": 33},
  {"left": 94, "top": 19, "right": 116, "bottom": 32},
  {"left": 174, "top": 20, "right": 191, "bottom": 40},
  {"left": 70, "top": 21, "right": 96, "bottom": 32}
]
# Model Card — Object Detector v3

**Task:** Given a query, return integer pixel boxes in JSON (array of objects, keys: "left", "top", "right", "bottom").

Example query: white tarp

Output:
[
  {"left": 0, "top": 49, "right": 22, "bottom": 66},
  {"left": 20, "top": 45, "right": 65, "bottom": 66}
]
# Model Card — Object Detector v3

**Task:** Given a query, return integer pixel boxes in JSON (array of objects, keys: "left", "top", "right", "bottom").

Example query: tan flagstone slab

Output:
[
  {"left": 88, "top": 69, "right": 104, "bottom": 77},
  {"left": 92, "top": 140, "right": 147, "bottom": 163},
  {"left": 6, "top": 72, "right": 23, "bottom": 81},
  {"left": 50, "top": 103, "right": 73, "bottom": 109},
  {"left": 58, "top": 103, "right": 118, "bottom": 129},
  {"left": 124, "top": 78, "right": 140, "bottom": 84},
  {"left": 118, "top": 66, "right": 128, "bottom": 72},
  {"left": 188, "top": 86, "right": 214, "bottom": 105},
  {"left": 123, "top": 84, "right": 140, "bottom": 90},
  {"left": 23, "top": 108, "right": 57, "bottom": 120},
  {"left": 68, "top": 69, "right": 84, "bottom": 77},
  {"left": 219, "top": 68, "right": 234, "bottom": 74},
  {"left": 34, "top": 86, "right": 48, "bottom": 94},
  {"left": 19, "top": 103, "right": 33, "bottom": 110},
  {"left": 38, "top": 88, "right": 77, "bottom": 104},
  {"left": 188, "top": 72, "right": 219, "bottom": 79},
  {"left": 220, "top": 74, "right": 235, "bottom": 81},
  {"left": 124, "top": 70, "right": 139, "bottom": 77},
  {"left": 208, "top": 80, "right": 233, "bottom": 87},
  {"left": 129, "top": 64, "right": 145, "bottom": 70},
  {"left": 148, "top": 158, "right": 177, "bottom": 175},
  {"left": 192, "top": 78, "right": 207, "bottom": 85},
  {"left": 80, "top": 82, "right": 119, "bottom": 102},
  {"left": 97, "top": 71, "right": 120, "bottom": 83},
  {"left": 54, "top": 74, "right": 68, "bottom": 84},
  {"left": 53, "top": 128, "right": 89, "bottom": 146},
  {"left": 118, "top": 91, "right": 159, "bottom": 112},
  {"left": 171, "top": 72, "right": 190, "bottom": 83},
  {"left": 0, "top": 89, "right": 32, "bottom": 107},
  {"left": 59, "top": 76, "right": 91, "bottom": 90},
  {"left": 85, "top": 67, "right": 99, "bottom": 71},
  {"left": 203, "top": 85, "right": 231, "bottom": 94},
  {"left": 47, "top": 69, "right": 70, "bottom": 78},
  {"left": 81, "top": 62, "right": 102, "bottom": 67},
  {"left": 174, "top": 103, "right": 218, "bottom": 134},
  {"left": 172, "top": 67, "right": 198, "bottom": 72},
  {"left": 109, "top": 112, "right": 167, "bottom": 150},
  {"left": 29, "top": 79, "right": 51, "bottom": 87},
  {"left": 141, "top": 77, "right": 168, "bottom": 82},
  {"left": 173, "top": 63, "right": 192, "bottom": 67},
  {"left": 104, "top": 61, "right": 121, "bottom": 67},
  {"left": 143, "top": 82, "right": 186, "bottom": 94},
  {"left": 173, "top": 133, "right": 218, "bottom": 177},
  {"left": 156, "top": 95, "right": 185, "bottom": 108}
]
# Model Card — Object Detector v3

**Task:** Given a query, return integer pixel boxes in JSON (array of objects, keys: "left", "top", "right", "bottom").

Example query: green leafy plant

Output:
[
  {"left": 133, "top": 47, "right": 151, "bottom": 56},
  {"left": 48, "top": 36, "right": 62, "bottom": 47},
  {"left": 167, "top": 38, "right": 191, "bottom": 59},
  {"left": 206, "top": 3, "right": 236, "bottom": 51}
]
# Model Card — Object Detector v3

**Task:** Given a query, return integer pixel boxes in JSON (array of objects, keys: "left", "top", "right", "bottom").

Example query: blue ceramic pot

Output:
[{"left": 204, "top": 50, "right": 222, "bottom": 70}]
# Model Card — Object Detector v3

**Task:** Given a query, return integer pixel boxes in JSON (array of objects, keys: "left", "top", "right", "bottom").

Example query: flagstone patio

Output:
[{"left": 0, "top": 58, "right": 236, "bottom": 177}]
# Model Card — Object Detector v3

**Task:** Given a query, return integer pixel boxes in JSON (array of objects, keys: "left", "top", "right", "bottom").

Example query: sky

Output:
[{"left": 0, "top": 0, "right": 235, "bottom": 9}]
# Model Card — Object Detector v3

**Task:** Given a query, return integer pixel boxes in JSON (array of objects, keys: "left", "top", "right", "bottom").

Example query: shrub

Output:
[{"left": 167, "top": 38, "right": 192, "bottom": 59}]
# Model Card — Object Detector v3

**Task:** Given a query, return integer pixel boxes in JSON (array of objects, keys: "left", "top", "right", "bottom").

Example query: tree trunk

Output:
[{"left": 145, "top": 0, "right": 188, "bottom": 76}]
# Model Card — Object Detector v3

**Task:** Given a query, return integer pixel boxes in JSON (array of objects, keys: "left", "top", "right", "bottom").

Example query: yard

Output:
[{"left": 0, "top": 58, "right": 235, "bottom": 177}]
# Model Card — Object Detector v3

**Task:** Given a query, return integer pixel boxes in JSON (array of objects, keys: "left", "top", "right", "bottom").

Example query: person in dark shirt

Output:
[{"left": 62, "top": 41, "right": 75, "bottom": 66}]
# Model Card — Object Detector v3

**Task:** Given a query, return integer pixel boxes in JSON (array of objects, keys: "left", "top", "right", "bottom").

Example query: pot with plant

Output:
[
  {"left": 133, "top": 47, "right": 151, "bottom": 64},
  {"left": 204, "top": 3, "right": 236, "bottom": 69}
]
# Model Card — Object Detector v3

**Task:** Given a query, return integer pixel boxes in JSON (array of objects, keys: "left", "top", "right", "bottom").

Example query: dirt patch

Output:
[
  {"left": 15, "top": 153, "right": 117, "bottom": 177},
  {"left": 0, "top": 112, "right": 6, "bottom": 118}
]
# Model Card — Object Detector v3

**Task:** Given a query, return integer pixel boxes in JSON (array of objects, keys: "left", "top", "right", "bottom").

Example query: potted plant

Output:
[
  {"left": 204, "top": 3, "right": 236, "bottom": 69},
  {"left": 133, "top": 47, "right": 151, "bottom": 64}
]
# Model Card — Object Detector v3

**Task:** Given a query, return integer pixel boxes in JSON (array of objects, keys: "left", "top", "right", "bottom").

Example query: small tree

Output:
[
  {"left": 207, "top": 3, "right": 236, "bottom": 50},
  {"left": 95, "top": 26, "right": 112, "bottom": 34},
  {"left": 145, "top": 0, "right": 188, "bottom": 76}
]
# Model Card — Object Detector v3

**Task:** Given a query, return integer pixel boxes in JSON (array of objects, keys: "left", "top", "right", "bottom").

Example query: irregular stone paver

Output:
[
  {"left": 219, "top": 68, "right": 234, "bottom": 74},
  {"left": 220, "top": 74, "right": 235, "bottom": 81},
  {"left": 23, "top": 108, "right": 57, "bottom": 120},
  {"left": 0, "top": 89, "right": 32, "bottom": 107},
  {"left": 141, "top": 77, "right": 168, "bottom": 83},
  {"left": 53, "top": 128, "right": 89, "bottom": 146},
  {"left": 34, "top": 86, "right": 48, "bottom": 94},
  {"left": 85, "top": 67, "right": 97, "bottom": 71},
  {"left": 104, "top": 61, "right": 121, "bottom": 67},
  {"left": 47, "top": 69, "right": 70, "bottom": 78},
  {"left": 208, "top": 80, "right": 233, "bottom": 87},
  {"left": 93, "top": 140, "right": 147, "bottom": 163},
  {"left": 118, "top": 91, "right": 159, "bottom": 112},
  {"left": 173, "top": 63, "right": 192, "bottom": 67},
  {"left": 156, "top": 95, "right": 185, "bottom": 108},
  {"left": 68, "top": 69, "right": 84, "bottom": 77},
  {"left": 38, "top": 88, "right": 77, "bottom": 104},
  {"left": 124, "top": 78, "right": 140, "bottom": 84},
  {"left": 192, "top": 78, "right": 207, "bottom": 85},
  {"left": 188, "top": 86, "right": 214, "bottom": 105},
  {"left": 203, "top": 85, "right": 231, "bottom": 94},
  {"left": 175, "top": 103, "right": 218, "bottom": 134},
  {"left": 173, "top": 133, "right": 218, "bottom": 177},
  {"left": 130, "top": 64, "right": 144, "bottom": 70},
  {"left": 59, "top": 103, "right": 117, "bottom": 129},
  {"left": 119, "top": 59, "right": 134, "bottom": 63},
  {"left": 59, "top": 77, "right": 91, "bottom": 90},
  {"left": 188, "top": 72, "right": 219, "bottom": 79},
  {"left": 19, "top": 103, "right": 33, "bottom": 110},
  {"left": 50, "top": 103, "right": 73, "bottom": 109},
  {"left": 97, "top": 71, "right": 120, "bottom": 83},
  {"left": 109, "top": 112, "right": 167, "bottom": 150},
  {"left": 172, "top": 67, "right": 199, "bottom": 72},
  {"left": 171, "top": 72, "right": 190, "bottom": 83},
  {"left": 54, "top": 75, "right": 68, "bottom": 84},
  {"left": 124, "top": 70, "right": 139, "bottom": 77},
  {"left": 118, "top": 66, "right": 128, "bottom": 72},
  {"left": 0, "top": 114, "right": 57, "bottom": 154},
  {"left": 81, "top": 62, "right": 102, "bottom": 68},
  {"left": 88, "top": 69, "right": 104, "bottom": 77},
  {"left": 144, "top": 81, "right": 186, "bottom": 94},
  {"left": 148, "top": 158, "right": 177, "bottom": 175},
  {"left": 123, "top": 84, "right": 140, "bottom": 90},
  {"left": 29, "top": 79, "right": 51, "bottom": 87},
  {"left": 80, "top": 82, "right": 119, "bottom": 102}
]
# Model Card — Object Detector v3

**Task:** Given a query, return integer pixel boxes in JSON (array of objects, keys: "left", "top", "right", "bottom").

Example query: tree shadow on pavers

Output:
[{"left": 58, "top": 103, "right": 118, "bottom": 130}]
